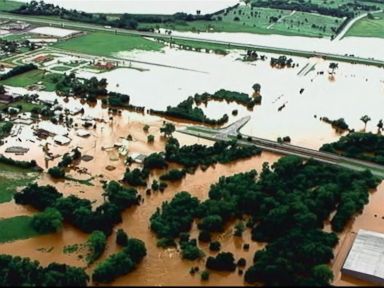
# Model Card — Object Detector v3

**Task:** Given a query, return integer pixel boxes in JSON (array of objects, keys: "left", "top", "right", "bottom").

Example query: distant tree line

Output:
[
  {"left": 0, "top": 154, "right": 41, "bottom": 170},
  {"left": 13, "top": 0, "right": 214, "bottom": 31},
  {"left": 251, "top": 0, "right": 380, "bottom": 18},
  {"left": 148, "top": 96, "right": 229, "bottom": 125},
  {"left": 193, "top": 89, "right": 261, "bottom": 109},
  {"left": 0, "top": 63, "right": 37, "bottom": 81}
]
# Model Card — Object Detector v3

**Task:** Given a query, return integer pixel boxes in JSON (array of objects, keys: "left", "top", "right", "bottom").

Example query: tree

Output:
[
  {"left": 116, "top": 229, "right": 129, "bottom": 247},
  {"left": 360, "top": 115, "right": 371, "bottom": 130},
  {"left": 209, "top": 241, "right": 221, "bottom": 251},
  {"left": 147, "top": 134, "right": 155, "bottom": 143},
  {"left": 143, "top": 153, "right": 168, "bottom": 170},
  {"left": 377, "top": 119, "right": 383, "bottom": 132},
  {"left": 329, "top": 62, "right": 338, "bottom": 74},
  {"left": 31, "top": 207, "right": 63, "bottom": 233},
  {"left": 252, "top": 83, "right": 261, "bottom": 93},
  {"left": 48, "top": 166, "right": 65, "bottom": 178},
  {"left": 206, "top": 252, "right": 236, "bottom": 271},
  {"left": 201, "top": 270, "right": 209, "bottom": 281},
  {"left": 234, "top": 221, "right": 245, "bottom": 237},
  {"left": 0, "top": 84, "right": 5, "bottom": 94},
  {"left": 86, "top": 230, "right": 107, "bottom": 265},
  {"left": 143, "top": 124, "right": 150, "bottom": 133},
  {"left": 160, "top": 122, "right": 175, "bottom": 137},
  {"left": 311, "top": 264, "right": 334, "bottom": 286}
]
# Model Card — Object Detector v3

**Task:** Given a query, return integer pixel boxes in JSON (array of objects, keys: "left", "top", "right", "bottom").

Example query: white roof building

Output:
[
  {"left": 342, "top": 229, "right": 384, "bottom": 285},
  {"left": 29, "top": 27, "right": 80, "bottom": 38},
  {"left": 53, "top": 135, "right": 71, "bottom": 145},
  {"left": 76, "top": 129, "right": 90, "bottom": 137}
]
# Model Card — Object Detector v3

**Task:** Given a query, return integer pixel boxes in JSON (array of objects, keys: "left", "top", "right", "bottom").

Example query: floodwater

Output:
[
  {"left": 0, "top": 43, "right": 383, "bottom": 286},
  {"left": 102, "top": 47, "right": 384, "bottom": 149},
  {"left": 165, "top": 30, "right": 384, "bottom": 60},
  {"left": 15, "top": 0, "right": 239, "bottom": 14}
]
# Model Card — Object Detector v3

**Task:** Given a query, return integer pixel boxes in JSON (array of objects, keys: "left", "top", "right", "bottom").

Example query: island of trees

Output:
[
  {"left": 149, "top": 155, "right": 380, "bottom": 285},
  {"left": 320, "top": 132, "right": 384, "bottom": 165}
]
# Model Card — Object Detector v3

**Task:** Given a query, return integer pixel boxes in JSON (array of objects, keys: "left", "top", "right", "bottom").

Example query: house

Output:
[
  {"left": 76, "top": 129, "right": 90, "bottom": 137},
  {"left": 0, "top": 93, "right": 22, "bottom": 104},
  {"left": 129, "top": 152, "right": 147, "bottom": 164},
  {"left": 34, "top": 128, "right": 52, "bottom": 139},
  {"left": 53, "top": 135, "right": 71, "bottom": 145}
]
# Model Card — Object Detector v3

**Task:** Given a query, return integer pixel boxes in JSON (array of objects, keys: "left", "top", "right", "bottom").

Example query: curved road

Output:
[{"left": 1, "top": 12, "right": 384, "bottom": 67}]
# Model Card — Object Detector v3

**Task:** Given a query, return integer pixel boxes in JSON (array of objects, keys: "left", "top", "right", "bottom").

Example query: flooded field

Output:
[
  {"left": 0, "top": 42, "right": 383, "bottom": 286},
  {"left": 100, "top": 47, "right": 384, "bottom": 149},
  {"left": 15, "top": 0, "right": 239, "bottom": 14},
  {"left": 166, "top": 30, "right": 384, "bottom": 60}
]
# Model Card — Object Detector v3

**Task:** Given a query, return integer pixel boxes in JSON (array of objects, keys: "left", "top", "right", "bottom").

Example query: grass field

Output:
[
  {"left": 0, "top": 216, "right": 44, "bottom": 243},
  {"left": 0, "top": 0, "right": 23, "bottom": 12},
  {"left": 0, "top": 99, "right": 44, "bottom": 113},
  {"left": 346, "top": 12, "right": 384, "bottom": 39},
  {"left": 0, "top": 162, "right": 39, "bottom": 203},
  {"left": 54, "top": 32, "right": 164, "bottom": 57},
  {"left": 0, "top": 69, "right": 59, "bottom": 91},
  {"left": 145, "top": 6, "right": 341, "bottom": 37}
]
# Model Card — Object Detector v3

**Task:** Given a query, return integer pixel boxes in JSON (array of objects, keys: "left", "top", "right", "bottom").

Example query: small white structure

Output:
[
  {"left": 129, "top": 152, "right": 146, "bottom": 164},
  {"left": 76, "top": 129, "right": 90, "bottom": 137},
  {"left": 342, "top": 229, "right": 384, "bottom": 285},
  {"left": 53, "top": 135, "right": 71, "bottom": 145},
  {"left": 29, "top": 27, "right": 81, "bottom": 38},
  {"left": 38, "top": 121, "right": 68, "bottom": 136}
]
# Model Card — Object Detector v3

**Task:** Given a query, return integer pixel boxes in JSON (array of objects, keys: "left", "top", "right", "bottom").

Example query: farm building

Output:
[
  {"left": 53, "top": 135, "right": 71, "bottom": 145},
  {"left": 342, "top": 229, "right": 384, "bottom": 285},
  {"left": 29, "top": 27, "right": 82, "bottom": 39}
]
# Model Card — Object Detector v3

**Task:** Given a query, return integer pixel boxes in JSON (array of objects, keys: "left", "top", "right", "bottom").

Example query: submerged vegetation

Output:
[
  {"left": 320, "top": 132, "right": 384, "bottom": 165},
  {"left": 150, "top": 155, "right": 380, "bottom": 285}
]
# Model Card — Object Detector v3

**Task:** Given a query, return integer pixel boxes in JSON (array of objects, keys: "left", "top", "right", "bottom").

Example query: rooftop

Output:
[{"left": 342, "top": 229, "right": 384, "bottom": 285}]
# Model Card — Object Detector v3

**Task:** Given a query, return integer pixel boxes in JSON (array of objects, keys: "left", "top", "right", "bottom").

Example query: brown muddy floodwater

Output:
[{"left": 0, "top": 45, "right": 383, "bottom": 286}]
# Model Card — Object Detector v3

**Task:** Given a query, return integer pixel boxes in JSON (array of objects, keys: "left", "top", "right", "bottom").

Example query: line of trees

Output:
[
  {"left": 0, "top": 63, "right": 37, "bottom": 81},
  {"left": 14, "top": 181, "right": 140, "bottom": 235},
  {"left": 0, "top": 154, "right": 40, "bottom": 170},
  {"left": 92, "top": 238, "right": 146, "bottom": 283},
  {"left": 13, "top": 1, "right": 214, "bottom": 31},
  {"left": 193, "top": 89, "right": 261, "bottom": 109},
  {"left": 148, "top": 96, "right": 229, "bottom": 126},
  {"left": 320, "top": 132, "right": 384, "bottom": 165},
  {"left": 0, "top": 254, "right": 89, "bottom": 286}
]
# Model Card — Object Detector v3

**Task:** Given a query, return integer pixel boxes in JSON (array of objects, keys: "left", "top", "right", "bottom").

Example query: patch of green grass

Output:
[
  {"left": 144, "top": 6, "right": 341, "bottom": 37},
  {"left": 1, "top": 33, "right": 32, "bottom": 41},
  {"left": 0, "top": 162, "right": 39, "bottom": 203},
  {"left": 0, "top": 69, "right": 59, "bottom": 91},
  {"left": 346, "top": 12, "right": 384, "bottom": 39},
  {"left": 50, "top": 65, "right": 72, "bottom": 72},
  {"left": 0, "top": 216, "right": 44, "bottom": 243},
  {"left": 4, "top": 99, "right": 44, "bottom": 113},
  {"left": 0, "top": 0, "right": 23, "bottom": 12},
  {"left": 54, "top": 32, "right": 164, "bottom": 57}
]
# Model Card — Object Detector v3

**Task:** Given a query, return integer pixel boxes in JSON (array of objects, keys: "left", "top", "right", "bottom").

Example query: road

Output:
[
  {"left": 1, "top": 12, "right": 384, "bottom": 67},
  {"left": 179, "top": 117, "right": 384, "bottom": 178},
  {"left": 333, "top": 10, "right": 383, "bottom": 41}
]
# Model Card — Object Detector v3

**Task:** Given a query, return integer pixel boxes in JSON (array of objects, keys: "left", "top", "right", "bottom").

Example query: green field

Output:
[
  {"left": 0, "top": 216, "right": 44, "bottom": 243},
  {"left": 0, "top": 99, "right": 44, "bottom": 113},
  {"left": 0, "top": 69, "right": 59, "bottom": 91},
  {"left": 54, "top": 32, "right": 164, "bottom": 57},
  {"left": 145, "top": 6, "right": 341, "bottom": 37},
  {"left": 346, "top": 12, "right": 384, "bottom": 38},
  {"left": 0, "top": 0, "right": 23, "bottom": 12},
  {"left": 0, "top": 162, "right": 39, "bottom": 203}
]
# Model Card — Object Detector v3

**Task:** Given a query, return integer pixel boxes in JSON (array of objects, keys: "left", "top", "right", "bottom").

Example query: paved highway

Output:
[
  {"left": 179, "top": 118, "right": 384, "bottom": 178},
  {"left": 1, "top": 12, "right": 384, "bottom": 67}
]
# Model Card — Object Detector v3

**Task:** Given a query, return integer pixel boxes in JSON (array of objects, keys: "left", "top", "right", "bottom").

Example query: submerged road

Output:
[
  {"left": 1, "top": 12, "right": 384, "bottom": 67},
  {"left": 179, "top": 117, "right": 384, "bottom": 178}
]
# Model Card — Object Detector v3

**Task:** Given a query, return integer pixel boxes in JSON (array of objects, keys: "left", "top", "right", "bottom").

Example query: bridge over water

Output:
[{"left": 179, "top": 117, "right": 384, "bottom": 179}]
